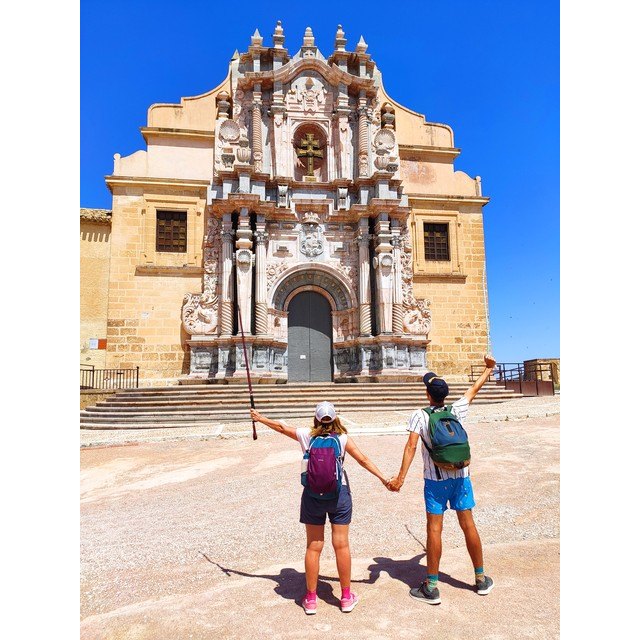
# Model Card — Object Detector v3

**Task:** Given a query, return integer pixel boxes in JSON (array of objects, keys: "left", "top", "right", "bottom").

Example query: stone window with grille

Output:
[
  {"left": 156, "top": 210, "right": 187, "bottom": 253},
  {"left": 423, "top": 223, "right": 450, "bottom": 261}
]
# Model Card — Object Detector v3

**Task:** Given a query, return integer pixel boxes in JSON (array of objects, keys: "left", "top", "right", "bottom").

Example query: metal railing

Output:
[
  {"left": 80, "top": 366, "right": 139, "bottom": 390},
  {"left": 470, "top": 362, "right": 556, "bottom": 396}
]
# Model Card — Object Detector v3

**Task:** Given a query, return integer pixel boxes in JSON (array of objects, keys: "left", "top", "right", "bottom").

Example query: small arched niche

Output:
[{"left": 292, "top": 122, "right": 327, "bottom": 182}]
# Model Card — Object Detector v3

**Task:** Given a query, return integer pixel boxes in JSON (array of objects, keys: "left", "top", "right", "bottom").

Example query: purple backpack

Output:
[{"left": 301, "top": 433, "right": 344, "bottom": 500}]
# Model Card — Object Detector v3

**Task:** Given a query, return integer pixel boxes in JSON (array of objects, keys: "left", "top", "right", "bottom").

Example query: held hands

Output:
[{"left": 386, "top": 476, "right": 403, "bottom": 492}]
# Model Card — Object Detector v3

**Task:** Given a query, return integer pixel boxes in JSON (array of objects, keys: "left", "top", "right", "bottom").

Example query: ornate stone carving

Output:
[
  {"left": 300, "top": 219, "right": 324, "bottom": 258},
  {"left": 273, "top": 270, "right": 351, "bottom": 311},
  {"left": 236, "top": 135, "right": 251, "bottom": 164},
  {"left": 219, "top": 119, "right": 240, "bottom": 144},
  {"left": 373, "top": 128, "right": 396, "bottom": 171},
  {"left": 399, "top": 225, "right": 432, "bottom": 335},
  {"left": 182, "top": 292, "right": 218, "bottom": 335},
  {"left": 266, "top": 262, "right": 289, "bottom": 291},
  {"left": 277, "top": 184, "right": 289, "bottom": 207}
]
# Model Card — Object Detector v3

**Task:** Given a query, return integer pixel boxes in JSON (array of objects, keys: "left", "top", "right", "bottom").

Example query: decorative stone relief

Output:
[
  {"left": 400, "top": 225, "right": 432, "bottom": 335},
  {"left": 182, "top": 292, "right": 218, "bottom": 335},
  {"left": 299, "top": 214, "right": 325, "bottom": 258},
  {"left": 266, "top": 262, "right": 289, "bottom": 291}
]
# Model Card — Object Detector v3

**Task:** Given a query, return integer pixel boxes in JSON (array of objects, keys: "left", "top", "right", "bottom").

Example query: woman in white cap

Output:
[{"left": 250, "top": 401, "right": 390, "bottom": 615}]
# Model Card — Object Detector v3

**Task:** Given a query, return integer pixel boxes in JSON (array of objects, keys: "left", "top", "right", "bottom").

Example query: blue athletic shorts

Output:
[
  {"left": 300, "top": 487, "right": 352, "bottom": 525},
  {"left": 424, "top": 477, "right": 475, "bottom": 514}
]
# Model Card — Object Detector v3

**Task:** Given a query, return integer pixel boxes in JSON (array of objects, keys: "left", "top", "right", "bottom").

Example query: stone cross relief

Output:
[{"left": 296, "top": 132, "right": 323, "bottom": 177}]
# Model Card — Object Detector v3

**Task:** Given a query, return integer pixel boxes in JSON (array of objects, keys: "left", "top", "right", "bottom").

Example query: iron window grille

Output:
[
  {"left": 156, "top": 210, "right": 187, "bottom": 253},
  {"left": 424, "top": 223, "right": 450, "bottom": 261}
]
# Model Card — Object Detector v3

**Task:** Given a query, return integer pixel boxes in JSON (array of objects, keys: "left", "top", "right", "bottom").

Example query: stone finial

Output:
[
  {"left": 334, "top": 24, "right": 347, "bottom": 51},
  {"left": 251, "top": 28, "right": 263, "bottom": 47},
  {"left": 231, "top": 49, "right": 240, "bottom": 61},
  {"left": 303, "top": 26, "right": 315, "bottom": 48},
  {"left": 356, "top": 35, "right": 368, "bottom": 53},
  {"left": 273, "top": 20, "right": 285, "bottom": 48}
]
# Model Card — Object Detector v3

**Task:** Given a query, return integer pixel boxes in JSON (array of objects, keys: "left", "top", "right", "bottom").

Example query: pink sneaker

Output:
[
  {"left": 340, "top": 592, "right": 359, "bottom": 613},
  {"left": 302, "top": 596, "right": 317, "bottom": 615}
]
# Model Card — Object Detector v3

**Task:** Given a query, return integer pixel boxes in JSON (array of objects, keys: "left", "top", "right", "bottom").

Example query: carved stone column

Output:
[
  {"left": 357, "top": 91, "right": 369, "bottom": 177},
  {"left": 220, "top": 213, "right": 235, "bottom": 335},
  {"left": 252, "top": 86, "right": 263, "bottom": 172},
  {"left": 357, "top": 218, "right": 372, "bottom": 336},
  {"left": 254, "top": 215, "right": 268, "bottom": 335},
  {"left": 235, "top": 207, "right": 254, "bottom": 335},
  {"left": 391, "top": 221, "right": 404, "bottom": 334},
  {"left": 374, "top": 213, "right": 394, "bottom": 334}
]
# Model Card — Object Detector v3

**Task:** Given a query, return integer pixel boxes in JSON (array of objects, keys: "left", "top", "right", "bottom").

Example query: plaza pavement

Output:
[{"left": 80, "top": 396, "right": 560, "bottom": 639}]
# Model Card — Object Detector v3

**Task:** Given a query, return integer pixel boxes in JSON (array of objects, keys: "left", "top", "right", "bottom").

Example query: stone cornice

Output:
[
  {"left": 134, "top": 265, "right": 204, "bottom": 277},
  {"left": 140, "top": 127, "right": 215, "bottom": 143},
  {"left": 105, "top": 175, "right": 210, "bottom": 193},
  {"left": 80, "top": 208, "right": 112, "bottom": 224},
  {"left": 412, "top": 273, "right": 468, "bottom": 283},
  {"left": 407, "top": 193, "right": 490, "bottom": 206},
  {"left": 238, "top": 58, "right": 376, "bottom": 95},
  {"left": 399, "top": 145, "right": 461, "bottom": 161}
]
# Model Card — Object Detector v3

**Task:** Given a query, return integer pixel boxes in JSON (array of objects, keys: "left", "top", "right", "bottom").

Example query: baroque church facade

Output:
[{"left": 98, "top": 24, "right": 491, "bottom": 384}]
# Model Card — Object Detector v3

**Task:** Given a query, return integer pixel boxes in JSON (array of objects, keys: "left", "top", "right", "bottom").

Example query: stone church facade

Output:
[{"left": 100, "top": 24, "right": 491, "bottom": 384}]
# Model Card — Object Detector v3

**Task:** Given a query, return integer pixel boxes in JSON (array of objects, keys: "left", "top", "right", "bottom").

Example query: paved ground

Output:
[{"left": 80, "top": 397, "right": 559, "bottom": 639}]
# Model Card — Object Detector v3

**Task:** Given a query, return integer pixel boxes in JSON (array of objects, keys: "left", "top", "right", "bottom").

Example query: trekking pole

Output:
[{"left": 237, "top": 303, "right": 257, "bottom": 440}]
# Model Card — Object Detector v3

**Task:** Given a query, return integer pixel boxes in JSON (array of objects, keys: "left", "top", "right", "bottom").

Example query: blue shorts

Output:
[
  {"left": 424, "top": 477, "right": 475, "bottom": 514},
  {"left": 300, "top": 487, "right": 352, "bottom": 525}
]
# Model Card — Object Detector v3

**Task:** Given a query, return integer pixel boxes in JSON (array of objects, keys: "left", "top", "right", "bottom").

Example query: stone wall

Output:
[
  {"left": 104, "top": 192, "right": 207, "bottom": 383},
  {"left": 411, "top": 208, "right": 489, "bottom": 381},
  {"left": 80, "top": 212, "right": 111, "bottom": 368}
]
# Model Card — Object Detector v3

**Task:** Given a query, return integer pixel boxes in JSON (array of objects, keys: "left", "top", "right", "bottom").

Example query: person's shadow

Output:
[
  {"left": 363, "top": 554, "right": 474, "bottom": 592},
  {"left": 201, "top": 553, "right": 344, "bottom": 610},
  {"left": 200, "top": 522, "right": 474, "bottom": 610},
  {"left": 361, "top": 525, "right": 475, "bottom": 592}
]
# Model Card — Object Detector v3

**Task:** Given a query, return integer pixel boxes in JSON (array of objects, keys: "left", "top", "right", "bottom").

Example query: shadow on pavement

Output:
[{"left": 203, "top": 554, "right": 344, "bottom": 608}]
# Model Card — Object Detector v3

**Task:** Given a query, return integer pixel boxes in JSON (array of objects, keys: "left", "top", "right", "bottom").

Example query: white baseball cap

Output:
[{"left": 315, "top": 401, "right": 337, "bottom": 423}]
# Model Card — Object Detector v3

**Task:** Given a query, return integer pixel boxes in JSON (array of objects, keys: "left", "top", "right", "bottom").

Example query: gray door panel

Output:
[{"left": 287, "top": 291, "right": 332, "bottom": 382}]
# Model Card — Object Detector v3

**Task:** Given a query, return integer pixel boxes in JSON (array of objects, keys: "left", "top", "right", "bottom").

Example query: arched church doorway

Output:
[{"left": 287, "top": 290, "right": 333, "bottom": 382}]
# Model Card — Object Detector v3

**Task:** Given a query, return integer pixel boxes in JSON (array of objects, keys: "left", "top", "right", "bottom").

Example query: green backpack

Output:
[{"left": 420, "top": 406, "right": 471, "bottom": 473}]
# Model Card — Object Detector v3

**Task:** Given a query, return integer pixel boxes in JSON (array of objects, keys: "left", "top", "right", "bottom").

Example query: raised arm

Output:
[
  {"left": 464, "top": 354, "right": 497, "bottom": 404},
  {"left": 345, "top": 438, "right": 390, "bottom": 488},
  {"left": 249, "top": 408, "right": 298, "bottom": 441},
  {"left": 388, "top": 432, "right": 420, "bottom": 491}
]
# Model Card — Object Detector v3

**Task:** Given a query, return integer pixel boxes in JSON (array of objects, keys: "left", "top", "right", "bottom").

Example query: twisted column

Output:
[
  {"left": 254, "top": 217, "right": 268, "bottom": 335},
  {"left": 220, "top": 214, "right": 235, "bottom": 335},
  {"left": 357, "top": 92, "right": 369, "bottom": 177},
  {"left": 252, "top": 87, "right": 263, "bottom": 172},
  {"left": 357, "top": 219, "right": 372, "bottom": 336}
]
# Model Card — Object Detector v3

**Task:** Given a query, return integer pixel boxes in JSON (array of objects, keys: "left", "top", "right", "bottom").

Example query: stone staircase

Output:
[{"left": 80, "top": 381, "right": 523, "bottom": 429}]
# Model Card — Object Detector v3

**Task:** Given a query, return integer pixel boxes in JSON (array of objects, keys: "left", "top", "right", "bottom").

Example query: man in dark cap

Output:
[{"left": 389, "top": 355, "right": 496, "bottom": 604}]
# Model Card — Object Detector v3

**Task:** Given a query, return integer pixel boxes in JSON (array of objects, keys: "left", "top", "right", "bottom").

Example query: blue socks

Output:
[
  {"left": 426, "top": 574, "right": 438, "bottom": 592},
  {"left": 475, "top": 566, "right": 485, "bottom": 584}
]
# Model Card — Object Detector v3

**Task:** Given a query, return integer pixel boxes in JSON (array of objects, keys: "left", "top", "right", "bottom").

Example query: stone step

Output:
[
  {"left": 80, "top": 381, "right": 522, "bottom": 429},
  {"left": 119, "top": 381, "right": 492, "bottom": 393},
  {"left": 79, "top": 397, "right": 519, "bottom": 427},
  {"left": 88, "top": 392, "right": 518, "bottom": 412}
]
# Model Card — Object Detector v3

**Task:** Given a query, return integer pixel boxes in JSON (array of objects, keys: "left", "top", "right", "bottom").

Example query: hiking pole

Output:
[{"left": 237, "top": 303, "right": 257, "bottom": 440}]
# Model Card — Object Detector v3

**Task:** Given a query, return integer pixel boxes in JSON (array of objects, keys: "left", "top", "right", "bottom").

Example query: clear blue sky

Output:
[{"left": 81, "top": 0, "right": 559, "bottom": 364}]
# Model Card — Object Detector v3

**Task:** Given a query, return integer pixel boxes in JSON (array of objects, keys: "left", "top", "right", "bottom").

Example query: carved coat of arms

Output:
[{"left": 300, "top": 223, "right": 324, "bottom": 257}]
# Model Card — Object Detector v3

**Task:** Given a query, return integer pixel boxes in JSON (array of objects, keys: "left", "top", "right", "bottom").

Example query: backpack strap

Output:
[{"left": 420, "top": 408, "right": 442, "bottom": 480}]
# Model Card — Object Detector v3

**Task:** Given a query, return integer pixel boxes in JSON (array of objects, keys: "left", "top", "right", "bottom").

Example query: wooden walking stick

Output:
[{"left": 237, "top": 303, "right": 257, "bottom": 440}]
